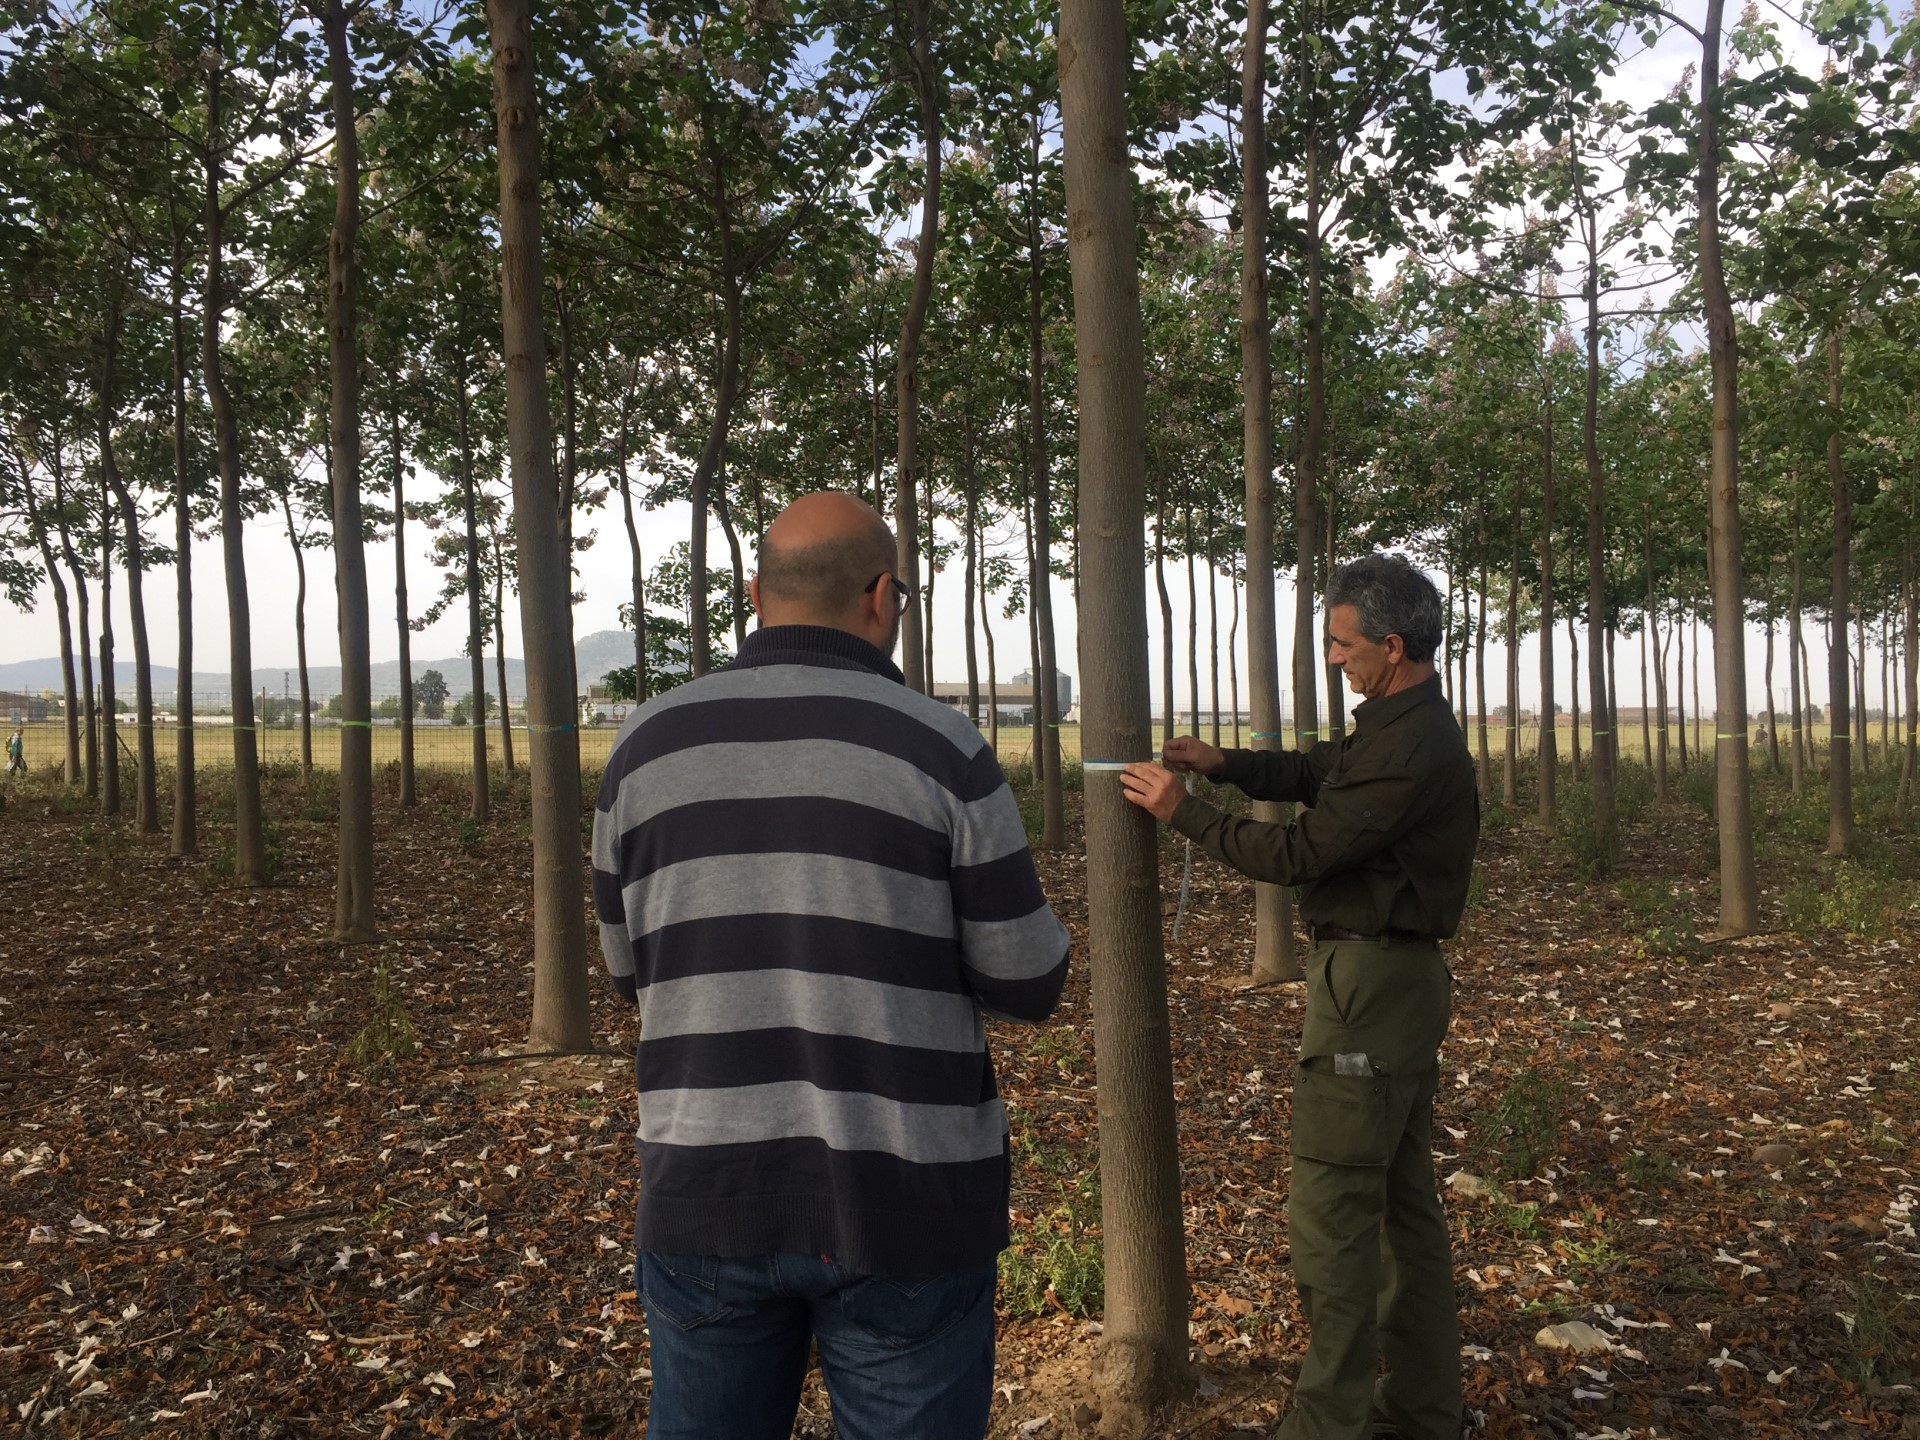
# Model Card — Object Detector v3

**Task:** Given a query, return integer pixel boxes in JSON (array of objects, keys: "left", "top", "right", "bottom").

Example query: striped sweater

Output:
[{"left": 591, "top": 624, "right": 1071, "bottom": 1276}]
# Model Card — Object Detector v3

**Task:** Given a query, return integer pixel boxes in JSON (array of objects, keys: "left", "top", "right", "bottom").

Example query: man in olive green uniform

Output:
[{"left": 1121, "top": 553, "right": 1477, "bottom": 1440}]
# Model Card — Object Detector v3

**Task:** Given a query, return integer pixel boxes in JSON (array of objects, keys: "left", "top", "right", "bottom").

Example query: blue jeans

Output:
[{"left": 636, "top": 1251, "right": 997, "bottom": 1440}]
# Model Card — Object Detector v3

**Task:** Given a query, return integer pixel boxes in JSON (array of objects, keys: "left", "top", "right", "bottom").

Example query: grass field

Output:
[{"left": 7, "top": 716, "right": 1874, "bottom": 778}]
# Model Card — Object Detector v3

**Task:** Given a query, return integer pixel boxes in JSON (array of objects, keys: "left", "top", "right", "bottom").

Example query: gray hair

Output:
[{"left": 1324, "top": 553, "right": 1444, "bottom": 664}]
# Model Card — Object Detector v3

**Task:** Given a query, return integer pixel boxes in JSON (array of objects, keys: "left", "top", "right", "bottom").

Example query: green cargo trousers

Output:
[{"left": 1278, "top": 938, "right": 1460, "bottom": 1440}]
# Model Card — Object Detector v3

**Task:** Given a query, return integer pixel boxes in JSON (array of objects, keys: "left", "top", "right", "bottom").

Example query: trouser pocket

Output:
[
  {"left": 1291, "top": 1062, "right": 1394, "bottom": 1167},
  {"left": 638, "top": 1252, "right": 735, "bottom": 1330}
]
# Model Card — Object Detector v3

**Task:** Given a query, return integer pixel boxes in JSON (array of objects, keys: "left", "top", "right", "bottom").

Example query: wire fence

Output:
[{"left": 9, "top": 693, "right": 1880, "bottom": 780}]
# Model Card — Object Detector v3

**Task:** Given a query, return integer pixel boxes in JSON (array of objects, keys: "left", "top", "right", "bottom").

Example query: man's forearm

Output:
[
  {"left": 1170, "top": 795, "right": 1301, "bottom": 885},
  {"left": 1216, "top": 748, "right": 1314, "bottom": 805}
]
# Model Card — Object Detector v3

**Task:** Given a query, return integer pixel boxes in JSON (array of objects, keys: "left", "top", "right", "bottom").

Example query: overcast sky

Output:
[{"left": 6, "top": 5, "right": 1882, "bottom": 723}]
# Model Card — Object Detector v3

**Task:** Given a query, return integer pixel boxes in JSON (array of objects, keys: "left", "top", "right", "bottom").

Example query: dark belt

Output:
[{"left": 1311, "top": 923, "right": 1434, "bottom": 946}]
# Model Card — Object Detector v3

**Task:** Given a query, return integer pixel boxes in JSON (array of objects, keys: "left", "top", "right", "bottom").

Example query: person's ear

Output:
[
  {"left": 748, "top": 575, "right": 763, "bottom": 616},
  {"left": 1384, "top": 633, "right": 1406, "bottom": 663},
  {"left": 863, "top": 575, "right": 892, "bottom": 632}
]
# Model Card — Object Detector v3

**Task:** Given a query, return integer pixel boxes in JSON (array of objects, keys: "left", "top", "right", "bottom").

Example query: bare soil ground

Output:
[{"left": 1, "top": 759, "right": 1916, "bottom": 1438}]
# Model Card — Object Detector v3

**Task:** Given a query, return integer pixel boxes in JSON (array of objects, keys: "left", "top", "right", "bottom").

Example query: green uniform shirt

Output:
[{"left": 1170, "top": 674, "right": 1479, "bottom": 939}]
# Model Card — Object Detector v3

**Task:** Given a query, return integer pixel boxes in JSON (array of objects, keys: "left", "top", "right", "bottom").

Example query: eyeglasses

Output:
[{"left": 864, "top": 572, "right": 914, "bottom": 613}]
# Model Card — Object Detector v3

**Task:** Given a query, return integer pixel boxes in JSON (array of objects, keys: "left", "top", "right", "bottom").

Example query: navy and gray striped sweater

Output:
[{"left": 591, "top": 624, "right": 1071, "bottom": 1276}]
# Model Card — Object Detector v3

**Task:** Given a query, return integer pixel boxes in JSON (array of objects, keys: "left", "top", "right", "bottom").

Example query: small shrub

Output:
[
  {"left": 1771, "top": 782, "right": 1830, "bottom": 846},
  {"left": 1556, "top": 781, "right": 1618, "bottom": 879},
  {"left": 1678, "top": 764, "right": 1715, "bottom": 817},
  {"left": 1634, "top": 917, "right": 1705, "bottom": 963},
  {"left": 1479, "top": 797, "right": 1515, "bottom": 836},
  {"left": 1560, "top": 1229, "right": 1626, "bottom": 1284},
  {"left": 1836, "top": 1272, "right": 1913, "bottom": 1387},
  {"left": 1014, "top": 789, "right": 1043, "bottom": 844},
  {"left": 210, "top": 820, "right": 286, "bottom": 882},
  {"left": 1621, "top": 1148, "right": 1677, "bottom": 1190},
  {"left": 1615, "top": 878, "right": 1674, "bottom": 924},
  {"left": 1475, "top": 1064, "right": 1567, "bottom": 1180},
  {"left": 457, "top": 817, "right": 485, "bottom": 854},
  {"left": 1613, "top": 764, "right": 1653, "bottom": 826},
  {"left": 1492, "top": 1198, "right": 1544, "bottom": 1240},
  {"left": 346, "top": 960, "right": 417, "bottom": 1070},
  {"left": 1781, "top": 863, "right": 1909, "bottom": 938},
  {"left": 999, "top": 1166, "right": 1103, "bottom": 1319}
]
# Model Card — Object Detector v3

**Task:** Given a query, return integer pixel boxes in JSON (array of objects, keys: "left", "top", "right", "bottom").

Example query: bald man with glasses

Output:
[{"left": 592, "top": 491, "right": 1070, "bottom": 1440}]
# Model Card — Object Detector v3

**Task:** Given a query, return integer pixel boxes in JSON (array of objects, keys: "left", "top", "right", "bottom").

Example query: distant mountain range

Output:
[{"left": 0, "top": 629, "right": 641, "bottom": 702}]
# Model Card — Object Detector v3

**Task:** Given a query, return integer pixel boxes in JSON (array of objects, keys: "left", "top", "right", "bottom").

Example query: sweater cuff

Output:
[{"left": 1171, "top": 793, "right": 1220, "bottom": 840}]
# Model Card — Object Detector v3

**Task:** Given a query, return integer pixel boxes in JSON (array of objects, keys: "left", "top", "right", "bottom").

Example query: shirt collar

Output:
[
  {"left": 731, "top": 624, "right": 906, "bottom": 684},
  {"left": 1351, "top": 673, "right": 1444, "bottom": 734}
]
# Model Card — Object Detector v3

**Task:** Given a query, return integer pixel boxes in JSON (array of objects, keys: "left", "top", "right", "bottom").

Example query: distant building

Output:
[
  {"left": 931, "top": 670, "right": 1073, "bottom": 721},
  {"left": 1, "top": 692, "right": 50, "bottom": 724},
  {"left": 580, "top": 685, "right": 635, "bottom": 727}
]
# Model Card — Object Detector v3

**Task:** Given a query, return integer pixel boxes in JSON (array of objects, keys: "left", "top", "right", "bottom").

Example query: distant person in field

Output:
[
  {"left": 591, "top": 490, "right": 1071, "bottom": 1440},
  {"left": 1121, "top": 553, "right": 1478, "bottom": 1440},
  {"left": 6, "top": 727, "right": 24, "bottom": 776}
]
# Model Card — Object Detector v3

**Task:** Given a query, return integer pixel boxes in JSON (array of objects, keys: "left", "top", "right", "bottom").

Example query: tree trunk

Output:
[
  {"left": 1504, "top": 522, "right": 1520, "bottom": 807},
  {"left": 1185, "top": 515, "right": 1200, "bottom": 749},
  {"left": 1608, "top": 620, "right": 1621, "bottom": 763},
  {"left": 1789, "top": 506, "right": 1806, "bottom": 794},
  {"left": 893, "top": 0, "right": 942, "bottom": 694},
  {"left": 50, "top": 449, "right": 100, "bottom": 798},
  {"left": 556, "top": 287, "right": 578, "bottom": 571},
  {"left": 1323, "top": 490, "right": 1345, "bottom": 742},
  {"left": 1579, "top": 197, "right": 1616, "bottom": 852},
  {"left": 1454, "top": 579, "right": 1469, "bottom": 732},
  {"left": 1637, "top": 617, "right": 1650, "bottom": 767},
  {"left": 1696, "top": 0, "right": 1757, "bottom": 929},
  {"left": 1058, "top": 0, "right": 1191, "bottom": 1416},
  {"left": 963, "top": 417, "right": 980, "bottom": 727},
  {"left": 920, "top": 463, "right": 936, "bottom": 688},
  {"left": 1228, "top": 577, "right": 1241, "bottom": 749},
  {"left": 279, "top": 494, "right": 312, "bottom": 776},
  {"left": 100, "top": 312, "right": 158, "bottom": 830},
  {"left": 690, "top": 276, "right": 744, "bottom": 678},
  {"left": 1206, "top": 535, "right": 1221, "bottom": 749},
  {"left": 322, "top": 0, "right": 376, "bottom": 938},
  {"left": 1654, "top": 605, "right": 1672, "bottom": 796},
  {"left": 392, "top": 409, "right": 416, "bottom": 807},
  {"left": 714, "top": 484, "right": 749, "bottom": 652},
  {"left": 1293, "top": 134, "right": 1324, "bottom": 756},
  {"left": 1029, "top": 114, "right": 1065, "bottom": 849},
  {"left": 1025, "top": 479, "right": 1046, "bottom": 786},
  {"left": 24, "top": 485, "right": 81, "bottom": 784},
  {"left": 1900, "top": 535, "right": 1916, "bottom": 808},
  {"left": 1692, "top": 619, "right": 1704, "bottom": 777},
  {"left": 1238, "top": 0, "right": 1298, "bottom": 983},
  {"left": 99, "top": 476, "right": 121, "bottom": 817},
  {"left": 1646, "top": 530, "right": 1666, "bottom": 793},
  {"left": 1538, "top": 382, "right": 1557, "bottom": 821},
  {"left": 169, "top": 255, "right": 197, "bottom": 853},
  {"left": 488, "top": 0, "right": 591, "bottom": 1052},
  {"left": 1824, "top": 328, "right": 1852, "bottom": 853},
  {"left": 202, "top": 42, "right": 267, "bottom": 884},
  {"left": 1156, "top": 504, "right": 1175, "bottom": 745},
  {"left": 1763, "top": 584, "right": 1781, "bottom": 774},
  {"left": 494, "top": 576, "right": 515, "bottom": 774},
  {"left": 1475, "top": 551, "right": 1490, "bottom": 790},
  {"left": 1675, "top": 613, "right": 1689, "bottom": 773},
  {"left": 1880, "top": 610, "right": 1891, "bottom": 758},
  {"left": 456, "top": 344, "right": 491, "bottom": 824},
  {"left": 1568, "top": 611, "right": 1582, "bottom": 781},
  {"left": 980, "top": 508, "right": 999, "bottom": 756},
  {"left": 1854, "top": 608, "right": 1868, "bottom": 777}
]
